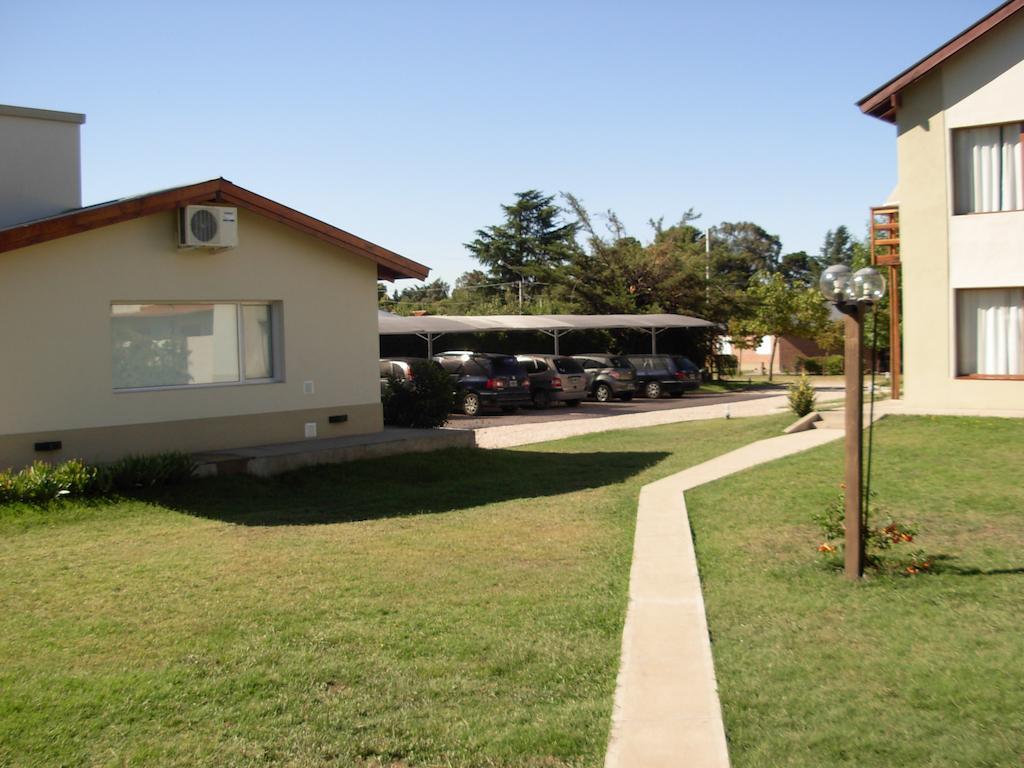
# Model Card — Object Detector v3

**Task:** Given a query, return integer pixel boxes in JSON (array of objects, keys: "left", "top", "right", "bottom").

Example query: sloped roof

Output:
[
  {"left": 858, "top": 0, "right": 1024, "bottom": 122},
  {"left": 0, "top": 178, "right": 429, "bottom": 280},
  {"left": 377, "top": 313, "right": 715, "bottom": 335}
]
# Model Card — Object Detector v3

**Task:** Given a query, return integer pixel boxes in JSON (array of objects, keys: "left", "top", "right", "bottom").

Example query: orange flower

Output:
[{"left": 818, "top": 543, "right": 836, "bottom": 553}]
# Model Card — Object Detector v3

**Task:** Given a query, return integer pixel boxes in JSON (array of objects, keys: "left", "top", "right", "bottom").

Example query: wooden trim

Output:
[
  {"left": 0, "top": 178, "right": 429, "bottom": 281},
  {"left": 858, "top": 0, "right": 1024, "bottom": 122},
  {"left": 956, "top": 374, "right": 1024, "bottom": 381}
]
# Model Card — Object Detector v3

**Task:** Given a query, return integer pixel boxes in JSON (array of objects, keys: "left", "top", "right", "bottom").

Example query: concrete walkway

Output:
[
  {"left": 605, "top": 427, "right": 845, "bottom": 768},
  {"left": 475, "top": 391, "right": 845, "bottom": 449}
]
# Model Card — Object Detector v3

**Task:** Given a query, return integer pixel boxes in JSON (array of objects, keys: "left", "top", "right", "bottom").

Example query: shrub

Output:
[
  {"left": 787, "top": 375, "right": 817, "bottom": 417},
  {"left": 822, "top": 355, "right": 845, "bottom": 375},
  {"left": 813, "top": 490, "right": 927, "bottom": 574},
  {"left": 382, "top": 360, "right": 454, "bottom": 428},
  {"left": 713, "top": 354, "right": 738, "bottom": 378},
  {"left": 0, "top": 459, "right": 99, "bottom": 504},
  {"left": 99, "top": 452, "right": 196, "bottom": 491},
  {"left": 797, "top": 356, "right": 823, "bottom": 375}
]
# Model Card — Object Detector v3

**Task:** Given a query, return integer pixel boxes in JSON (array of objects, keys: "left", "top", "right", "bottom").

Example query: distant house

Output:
[
  {"left": 0, "top": 105, "right": 429, "bottom": 470},
  {"left": 858, "top": 0, "right": 1024, "bottom": 412}
]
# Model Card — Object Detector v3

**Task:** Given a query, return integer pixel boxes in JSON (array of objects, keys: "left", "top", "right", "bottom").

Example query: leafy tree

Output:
[
  {"left": 729, "top": 271, "right": 831, "bottom": 381},
  {"left": 465, "top": 190, "right": 579, "bottom": 308}
]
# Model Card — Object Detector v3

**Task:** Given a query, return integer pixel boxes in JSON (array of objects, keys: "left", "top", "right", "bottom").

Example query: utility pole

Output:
[{"left": 705, "top": 228, "right": 712, "bottom": 308}]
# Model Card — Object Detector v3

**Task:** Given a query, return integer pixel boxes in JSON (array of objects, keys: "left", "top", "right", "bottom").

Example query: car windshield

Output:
[{"left": 553, "top": 358, "right": 584, "bottom": 374}]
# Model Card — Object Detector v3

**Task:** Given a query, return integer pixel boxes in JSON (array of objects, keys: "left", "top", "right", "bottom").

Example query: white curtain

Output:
[
  {"left": 957, "top": 288, "right": 1024, "bottom": 376},
  {"left": 954, "top": 124, "right": 1023, "bottom": 214}
]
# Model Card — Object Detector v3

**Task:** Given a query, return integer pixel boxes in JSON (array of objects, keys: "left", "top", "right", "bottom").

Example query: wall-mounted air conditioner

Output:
[{"left": 178, "top": 205, "right": 238, "bottom": 248}]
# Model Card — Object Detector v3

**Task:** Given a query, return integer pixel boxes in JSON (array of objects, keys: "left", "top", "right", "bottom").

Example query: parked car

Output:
[
  {"left": 515, "top": 354, "right": 589, "bottom": 409},
  {"left": 433, "top": 351, "right": 532, "bottom": 416},
  {"left": 626, "top": 354, "right": 699, "bottom": 398},
  {"left": 669, "top": 355, "right": 702, "bottom": 392},
  {"left": 571, "top": 353, "right": 636, "bottom": 402},
  {"left": 379, "top": 357, "right": 422, "bottom": 396}
]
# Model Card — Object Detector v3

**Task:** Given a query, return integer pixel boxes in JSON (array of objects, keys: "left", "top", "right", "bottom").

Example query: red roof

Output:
[
  {"left": 0, "top": 178, "right": 429, "bottom": 281},
  {"left": 858, "top": 0, "right": 1024, "bottom": 122}
]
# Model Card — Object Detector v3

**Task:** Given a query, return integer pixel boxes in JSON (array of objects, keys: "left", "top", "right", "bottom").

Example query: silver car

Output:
[{"left": 515, "top": 354, "right": 589, "bottom": 409}]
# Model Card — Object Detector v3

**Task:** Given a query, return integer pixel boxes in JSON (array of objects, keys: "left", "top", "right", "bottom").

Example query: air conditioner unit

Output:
[{"left": 178, "top": 205, "right": 238, "bottom": 248}]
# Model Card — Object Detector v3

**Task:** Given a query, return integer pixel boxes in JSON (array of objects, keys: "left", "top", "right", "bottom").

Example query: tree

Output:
[
  {"left": 465, "top": 190, "right": 579, "bottom": 309},
  {"left": 729, "top": 271, "right": 831, "bottom": 381},
  {"left": 818, "top": 225, "right": 856, "bottom": 271}
]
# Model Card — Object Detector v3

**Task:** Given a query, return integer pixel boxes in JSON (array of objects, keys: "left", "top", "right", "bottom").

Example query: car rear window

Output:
[
  {"left": 491, "top": 357, "right": 525, "bottom": 377},
  {"left": 553, "top": 358, "right": 584, "bottom": 374},
  {"left": 672, "top": 356, "right": 699, "bottom": 372},
  {"left": 609, "top": 356, "right": 632, "bottom": 368}
]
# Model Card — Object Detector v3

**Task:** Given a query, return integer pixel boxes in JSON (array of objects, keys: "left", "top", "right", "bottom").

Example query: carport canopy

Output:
[{"left": 377, "top": 312, "right": 715, "bottom": 356}]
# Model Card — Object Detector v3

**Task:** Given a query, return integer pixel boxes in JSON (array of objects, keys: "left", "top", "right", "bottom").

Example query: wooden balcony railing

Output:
[{"left": 870, "top": 206, "right": 900, "bottom": 266}]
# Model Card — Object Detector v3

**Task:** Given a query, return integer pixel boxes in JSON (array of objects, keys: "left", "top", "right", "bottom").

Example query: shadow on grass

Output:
[
  {"left": 924, "top": 554, "right": 1024, "bottom": 577},
  {"left": 148, "top": 447, "right": 669, "bottom": 526}
]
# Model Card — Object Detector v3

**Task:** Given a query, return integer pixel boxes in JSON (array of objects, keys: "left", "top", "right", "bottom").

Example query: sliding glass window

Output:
[{"left": 111, "top": 302, "right": 278, "bottom": 390}]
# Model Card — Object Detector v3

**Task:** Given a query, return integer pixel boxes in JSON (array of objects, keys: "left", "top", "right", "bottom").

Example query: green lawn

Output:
[
  {"left": 0, "top": 414, "right": 793, "bottom": 768},
  {"left": 686, "top": 416, "right": 1024, "bottom": 768}
]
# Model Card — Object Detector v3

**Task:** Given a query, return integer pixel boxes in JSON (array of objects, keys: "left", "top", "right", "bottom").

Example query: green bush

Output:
[
  {"left": 0, "top": 459, "right": 98, "bottom": 504},
  {"left": 822, "top": 355, "right": 844, "bottom": 375},
  {"left": 382, "top": 360, "right": 454, "bottom": 428},
  {"left": 99, "top": 452, "right": 196, "bottom": 491},
  {"left": 787, "top": 374, "right": 817, "bottom": 417},
  {"left": 797, "top": 356, "right": 823, "bottom": 375},
  {"left": 0, "top": 452, "right": 195, "bottom": 505},
  {"left": 714, "top": 354, "right": 738, "bottom": 377}
]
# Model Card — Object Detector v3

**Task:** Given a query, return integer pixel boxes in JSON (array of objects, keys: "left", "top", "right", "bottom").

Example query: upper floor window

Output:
[
  {"left": 111, "top": 302, "right": 279, "bottom": 390},
  {"left": 953, "top": 122, "right": 1023, "bottom": 214}
]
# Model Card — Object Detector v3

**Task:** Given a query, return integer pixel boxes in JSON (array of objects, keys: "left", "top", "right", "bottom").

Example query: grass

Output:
[
  {"left": 0, "top": 413, "right": 793, "bottom": 768},
  {"left": 685, "top": 415, "right": 1024, "bottom": 768}
]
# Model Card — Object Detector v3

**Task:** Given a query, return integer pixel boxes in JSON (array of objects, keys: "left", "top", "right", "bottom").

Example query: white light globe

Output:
[
  {"left": 819, "top": 264, "right": 852, "bottom": 304},
  {"left": 851, "top": 267, "right": 887, "bottom": 304}
]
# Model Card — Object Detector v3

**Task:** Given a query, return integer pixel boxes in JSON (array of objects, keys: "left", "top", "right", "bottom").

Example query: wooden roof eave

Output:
[
  {"left": 0, "top": 178, "right": 429, "bottom": 281},
  {"left": 857, "top": 0, "right": 1024, "bottom": 123}
]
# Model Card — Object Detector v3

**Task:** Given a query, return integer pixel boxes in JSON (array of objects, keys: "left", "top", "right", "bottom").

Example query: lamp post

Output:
[{"left": 819, "top": 264, "right": 887, "bottom": 580}]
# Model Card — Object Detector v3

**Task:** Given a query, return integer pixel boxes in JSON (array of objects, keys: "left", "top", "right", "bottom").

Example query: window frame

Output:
[
  {"left": 951, "top": 120, "right": 1024, "bottom": 216},
  {"left": 111, "top": 300, "right": 283, "bottom": 393},
  {"left": 953, "top": 287, "right": 1024, "bottom": 381}
]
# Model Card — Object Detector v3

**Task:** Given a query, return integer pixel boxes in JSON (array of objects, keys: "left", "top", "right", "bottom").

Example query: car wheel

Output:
[
  {"left": 565, "top": 399, "right": 582, "bottom": 407},
  {"left": 532, "top": 389, "right": 550, "bottom": 409},
  {"left": 594, "top": 383, "right": 613, "bottom": 403},
  {"left": 461, "top": 391, "right": 481, "bottom": 416},
  {"left": 619, "top": 392, "right": 634, "bottom": 402},
  {"left": 644, "top": 381, "right": 662, "bottom": 399}
]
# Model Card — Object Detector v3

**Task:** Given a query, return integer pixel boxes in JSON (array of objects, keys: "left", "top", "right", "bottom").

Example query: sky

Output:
[{"left": 1, "top": 0, "right": 1000, "bottom": 289}]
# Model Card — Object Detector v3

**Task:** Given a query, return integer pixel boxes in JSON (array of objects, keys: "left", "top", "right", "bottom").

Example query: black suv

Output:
[
  {"left": 572, "top": 354, "right": 636, "bottom": 402},
  {"left": 433, "top": 352, "right": 532, "bottom": 416},
  {"left": 626, "top": 354, "right": 700, "bottom": 398}
]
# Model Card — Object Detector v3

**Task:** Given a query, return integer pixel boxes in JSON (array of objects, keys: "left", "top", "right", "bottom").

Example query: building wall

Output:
[
  {"left": 0, "top": 209, "right": 383, "bottom": 468},
  {"left": 0, "top": 106, "right": 84, "bottom": 228},
  {"left": 895, "top": 11, "right": 1024, "bottom": 412}
]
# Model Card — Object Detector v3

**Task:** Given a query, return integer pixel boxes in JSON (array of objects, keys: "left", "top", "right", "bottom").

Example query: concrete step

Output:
[{"left": 813, "top": 411, "right": 845, "bottom": 430}]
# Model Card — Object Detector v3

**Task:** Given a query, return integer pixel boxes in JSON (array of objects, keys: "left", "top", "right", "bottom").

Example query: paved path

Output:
[
  {"left": 473, "top": 391, "right": 845, "bottom": 449},
  {"left": 605, "top": 427, "right": 845, "bottom": 768}
]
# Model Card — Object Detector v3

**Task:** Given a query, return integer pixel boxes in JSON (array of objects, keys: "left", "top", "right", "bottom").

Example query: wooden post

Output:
[
  {"left": 889, "top": 266, "right": 901, "bottom": 400},
  {"left": 844, "top": 306, "right": 865, "bottom": 580}
]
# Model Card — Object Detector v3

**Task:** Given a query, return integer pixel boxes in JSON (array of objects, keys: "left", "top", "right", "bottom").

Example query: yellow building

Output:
[
  {"left": 0, "top": 105, "right": 428, "bottom": 469},
  {"left": 859, "top": 0, "right": 1024, "bottom": 412}
]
